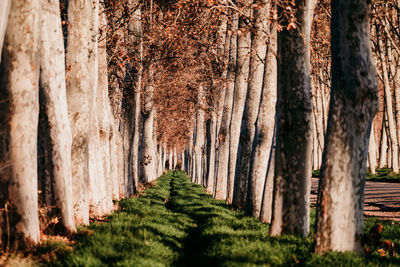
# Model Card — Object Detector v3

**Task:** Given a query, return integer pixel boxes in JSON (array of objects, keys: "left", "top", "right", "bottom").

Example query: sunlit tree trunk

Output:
[
  {"left": 368, "top": 124, "right": 377, "bottom": 174},
  {"left": 39, "top": 0, "right": 75, "bottom": 232},
  {"left": 181, "top": 151, "right": 185, "bottom": 170},
  {"left": 215, "top": 13, "right": 238, "bottom": 201},
  {"left": 236, "top": 0, "right": 269, "bottom": 211},
  {"left": 141, "top": 69, "right": 156, "bottom": 182},
  {"left": 230, "top": 4, "right": 252, "bottom": 207},
  {"left": 194, "top": 86, "right": 205, "bottom": 184},
  {"left": 0, "top": 0, "right": 11, "bottom": 62},
  {"left": 315, "top": 0, "right": 379, "bottom": 253},
  {"left": 110, "top": 122, "right": 120, "bottom": 200},
  {"left": 270, "top": 0, "right": 316, "bottom": 237},
  {"left": 246, "top": 18, "right": 277, "bottom": 219},
  {"left": 378, "top": 39, "right": 399, "bottom": 173},
  {"left": 66, "top": 0, "right": 100, "bottom": 224},
  {"left": 96, "top": 3, "right": 113, "bottom": 214},
  {"left": 131, "top": 7, "right": 143, "bottom": 190},
  {"left": 173, "top": 147, "right": 177, "bottom": 170},
  {"left": 0, "top": 0, "right": 41, "bottom": 248},
  {"left": 379, "top": 114, "right": 388, "bottom": 168}
]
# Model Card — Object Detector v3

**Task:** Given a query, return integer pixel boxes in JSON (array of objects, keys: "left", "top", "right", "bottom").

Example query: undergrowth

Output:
[{"left": 26, "top": 171, "right": 400, "bottom": 266}]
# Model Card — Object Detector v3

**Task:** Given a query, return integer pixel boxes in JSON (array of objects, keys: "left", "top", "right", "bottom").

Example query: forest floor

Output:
[{"left": 8, "top": 171, "right": 400, "bottom": 266}]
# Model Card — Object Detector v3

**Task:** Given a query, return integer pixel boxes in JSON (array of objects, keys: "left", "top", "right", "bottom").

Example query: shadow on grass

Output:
[{"left": 38, "top": 170, "right": 400, "bottom": 266}]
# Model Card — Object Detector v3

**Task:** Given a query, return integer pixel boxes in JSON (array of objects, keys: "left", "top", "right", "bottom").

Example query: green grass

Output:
[
  {"left": 313, "top": 168, "right": 400, "bottom": 183},
  {"left": 34, "top": 171, "right": 400, "bottom": 266}
]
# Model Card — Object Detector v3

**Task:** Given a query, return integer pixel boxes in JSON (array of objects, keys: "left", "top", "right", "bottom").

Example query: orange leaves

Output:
[{"left": 364, "top": 223, "right": 397, "bottom": 258}]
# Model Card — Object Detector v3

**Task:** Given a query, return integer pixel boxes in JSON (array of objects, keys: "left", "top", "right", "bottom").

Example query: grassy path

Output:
[{"left": 39, "top": 171, "right": 400, "bottom": 266}]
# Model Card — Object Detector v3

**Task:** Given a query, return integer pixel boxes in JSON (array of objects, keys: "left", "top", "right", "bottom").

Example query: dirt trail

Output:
[{"left": 311, "top": 178, "right": 400, "bottom": 221}]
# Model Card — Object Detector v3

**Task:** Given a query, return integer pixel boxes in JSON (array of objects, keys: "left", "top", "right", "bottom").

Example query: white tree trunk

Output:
[
  {"left": 173, "top": 147, "right": 177, "bottom": 170},
  {"left": 66, "top": 0, "right": 100, "bottom": 224},
  {"left": 109, "top": 122, "right": 120, "bottom": 200},
  {"left": 378, "top": 39, "right": 399, "bottom": 173},
  {"left": 194, "top": 86, "right": 205, "bottom": 184},
  {"left": 368, "top": 124, "right": 377, "bottom": 174},
  {"left": 379, "top": 115, "right": 388, "bottom": 168},
  {"left": 247, "top": 19, "right": 277, "bottom": 219},
  {"left": 141, "top": 70, "right": 156, "bottom": 182},
  {"left": 229, "top": 5, "right": 252, "bottom": 206},
  {"left": 236, "top": 0, "right": 269, "bottom": 212},
  {"left": 1, "top": 0, "right": 41, "bottom": 247},
  {"left": 315, "top": 0, "right": 379, "bottom": 253},
  {"left": 40, "top": 0, "right": 75, "bottom": 232},
  {"left": 0, "top": 0, "right": 11, "bottom": 62},
  {"left": 215, "top": 13, "right": 238, "bottom": 201},
  {"left": 96, "top": 3, "right": 114, "bottom": 214}
]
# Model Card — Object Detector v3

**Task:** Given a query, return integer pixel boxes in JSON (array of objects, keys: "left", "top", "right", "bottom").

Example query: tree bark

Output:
[
  {"left": 96, "top": 3, "right": 114, "bottom": 214},
  {"left": 194, "top": 86, "right": 205, "bottom": 184},
  {"left": 235, "top": 0, "right": 270, "bottom": 212},
  {"left": 368, "top": 124, "right": 377, "bottom": 174},
  {"left": 230, "top": 5, "right": 252, "bottom": 207},
  {"left": 379, "top": 112, "right": 388, "bottom": 168},
  {"left": 205, "top": 113, "right": 217, "bottom": 194},
  {"left": 130, "top": 7, "right": 143, "bottom": 191},
  {"left": 0, "top": 0, "right": 41, "bottom": 248},
  {"left": 270, "top": 0, "right": 316, "bottom": 237},
  {"left": 66, "top": 0, "right": 100, "bottom": 224},
  {"left": 315, "top": 0, "right": 379, "bottom": 253},
  {"left": 246, "top": 17, "right": 277, "bottom": 218},
  {"left": 39, "top": 0, "right": 75, "bottom": 232},
  {"left": 0, "top": 0, "right": 11, "bottom": 62},
  {"left": 141, "top": 69, "right": 156, "bottom": 182},
  {"left": 215, "top": 13, "right": 238, "bottom": 201},
  {"left": 378, "top": 38, "right": 399, "bottom": 173}
]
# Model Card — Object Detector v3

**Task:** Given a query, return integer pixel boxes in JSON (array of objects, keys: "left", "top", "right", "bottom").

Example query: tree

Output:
[
  {"left": 247, "top": 15, "right": 277, "bottom": 220},
  {"left": 315, "top": 0, "right": 379, "bottom": 253},
  {"left": 39, "top": 0, "right": 75, "bottom": 232},
  {"left": 236, "top": 0, "right": 270, "bottom": 212},
  {"left": 270, "top": 0, "right": 317, "bottom": 237},
  {"left": 66, "top": 0, "right": 100, "bottom": 224},
  {"left": 0, "top": 0, "right": 11, "bottom": 62},
  {"left": 215, "top": 13, "right": 238, "bottom": 201},
  {"left": 230, "top": 2, "right": 252, "bottom": 208},
  {"left": 0, "top": 0, "right": 41, "bottom": 248}
]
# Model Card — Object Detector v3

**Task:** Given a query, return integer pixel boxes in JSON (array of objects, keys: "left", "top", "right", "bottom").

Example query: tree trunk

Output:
[
  {"left": 260, "top": 127, "right": 276, "bottom": 223},
  {"left": 215, "top": 13, "right": 238, "bottom": 201},
  {"left": 315, "top": 0, "right": 379, "bottom": 253},
  {"left": 379, "top": 113, "right": 388, "bottom": 168},
  {"left": 96, "top": 3, "right": 114, "bottom": 214},
  {"left": 378, "top": 39, "right": 399, "bottom": 173},
  {"left": 141, "top": 69, "right": 156, "bottom": 182},
  {"left": 39, "top": 0, "right": 75, "bottom": 232},
  {"left": 0, "top": 0, "right": 11, "bottom": 62},
  {"left": 270, "top": 0, "right": 316, "bottom": 237},
  {"left": 246, "top": 18, "right": 277, "bottom": 219},
  {"left": 130, "top": 7, "right": 143, "bottom": 192},
  {"left": 110, "top": 122, "right": 120, "bottom": 200},
  {"left": 194, "top": 86, "right": 205, "bottom": 185},
  {"left": 235, "top": 0, "right": 269, "bottom": 211},
  {"left": 230, "top": 5, "right": 252, "bottom": 206},
  {"left": 368, "top": 124, "right": 377, "bottom": 174},
  {"left": 0, "top": 0, "right": 41, "bottom": 248},
  {"left": 205, "top": 113, "right": 217, "bottom": 194},
  {"left": 66, "top": 0, "right": 100, "bottom": 224}
]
